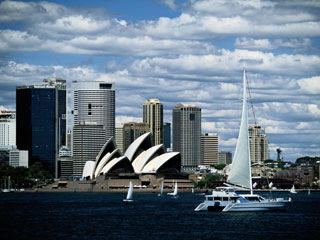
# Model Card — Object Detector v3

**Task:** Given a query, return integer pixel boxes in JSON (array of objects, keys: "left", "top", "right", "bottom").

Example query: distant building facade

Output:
[
  {"left": 163, "top": 122, "right": 171, "bottom": 151},
  {"left": 115, "top": 124, "right": 124, "bottom": 153},
  {"left": 0, "top": 109, "right": 16, "bottom": 147},
  {"left": 16, "top": 78, "right": 67, "bottom": 177},
  {"left": 172, "top": 104, "right": 201, "bottom": 170},
  {"left": 201, "top": 134, "right": 219, "bottom": 167},
  {"left": 67, "top": 130, "right": 72, "bottom": 152},
  {"left": 249, "top": 124, "right": 269, "bottom": 164},
  {"left": 122, "top": 122, "right": 150, "bottom": 152},
  {"left": 9, "top": 149, "right": 28, "bottom": 168},
  {"left": 218, "top": 151, "right": 232, "bottom": 165},
  {"left": 72, "top": 122, "right": 106, "bottom": 178},
  {"left": 71, "top": 81, "right": 115, "bottom": 141},
  {"left": 143, "top": 99, "right": 163, "bottom": 146}
]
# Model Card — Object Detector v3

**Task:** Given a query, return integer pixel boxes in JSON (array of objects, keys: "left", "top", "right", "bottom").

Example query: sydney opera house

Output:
[
  {"left": 58, "top": 132, "right": 193, "bottom": 191},
  {"left": 82, "top": 132, "right": 181, "bottom": 179}
]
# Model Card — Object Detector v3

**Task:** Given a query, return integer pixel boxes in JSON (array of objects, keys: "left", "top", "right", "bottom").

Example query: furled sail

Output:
[{"left": 227, "top": 69, "right": 252, "bottom": 191}]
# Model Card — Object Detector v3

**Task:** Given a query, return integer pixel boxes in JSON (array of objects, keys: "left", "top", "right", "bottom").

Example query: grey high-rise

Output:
[
  {"left": 201, "top": 133, "right": 219, "bottom": 167},
  {"left": 172, "top": 104, "right": 201, "bottom": 170},
  {"left": 72, "top": 122, "right": 106, "bottom": 178},
  {"left": 71, "top": 81, "right": 115, "bottom": 141}
]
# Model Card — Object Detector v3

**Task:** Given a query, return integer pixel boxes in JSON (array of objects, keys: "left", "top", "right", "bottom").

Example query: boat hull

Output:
[
  {"left": 194, "top": 201, "right": 231, "bottom": 212},
  {"left": 223, "top": 201, "right": 289, "bottom": 212}
]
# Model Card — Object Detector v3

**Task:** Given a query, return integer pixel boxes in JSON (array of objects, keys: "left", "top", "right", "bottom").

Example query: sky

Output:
[{"left": 0, "top": 0, "right": 319, "bottom": 162}]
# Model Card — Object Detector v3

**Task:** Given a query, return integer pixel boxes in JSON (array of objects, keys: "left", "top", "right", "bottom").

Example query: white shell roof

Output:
[
  {"left": 101, "top": 156, "right": 129, "bottom": 175},
  {"left": 93, "top": 137, "right": 116, "bottom": 176},
  {"left": 94, "top": 149, "right": 121, "bottom": 178},
  {"left": 82, "top": 161, "right": 95, "bottom": 179},
  {"left": 94, "top": 152, "right": 111, "bottom": 178},
  {"left": 142, "top": 152, "right": 180, "bottom": 173},
  {"left": 132, "top": 144, "right": 164, "bottom": 173},
  {"left": 124, "top": 132, "right": 151, "bottom": 162}
]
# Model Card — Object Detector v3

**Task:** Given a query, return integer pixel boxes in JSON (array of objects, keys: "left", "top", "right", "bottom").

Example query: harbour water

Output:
[{"left": 0, "top": 191, "right": 319, "bottom": 239}]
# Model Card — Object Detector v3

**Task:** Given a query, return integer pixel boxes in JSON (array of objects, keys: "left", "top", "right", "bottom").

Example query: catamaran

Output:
[{"left": 195, "top": 69, "right": 291, "bottom": 212}]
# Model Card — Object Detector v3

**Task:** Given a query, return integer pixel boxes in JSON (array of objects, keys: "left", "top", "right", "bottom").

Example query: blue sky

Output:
[{"left": 0, "top": 0, "right": 320, "bottom": 162}]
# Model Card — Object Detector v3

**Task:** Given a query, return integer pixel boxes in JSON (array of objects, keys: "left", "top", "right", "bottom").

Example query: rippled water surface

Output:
[{"left": 0, "top": 191, "right": 319, "bottom": 239}]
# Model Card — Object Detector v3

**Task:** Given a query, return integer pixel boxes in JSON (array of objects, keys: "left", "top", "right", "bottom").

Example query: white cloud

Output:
[
  {"left": 161, "top": 0, "right": 177, "bottom": 10},
  {"left": 297, "top": 76, "right": 320, "bottom": 94},
  {"left": 0, "top": 0, "right": 319, "bottom": 161},
  {"left": 235, "top": 37, "right": 312, "bottom": 50}
]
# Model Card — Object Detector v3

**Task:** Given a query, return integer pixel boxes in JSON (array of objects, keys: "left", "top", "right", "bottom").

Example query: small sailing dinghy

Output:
[
  {"left": 167, "top": 181, "right": 178, "bottom": 198},
  {"left": 158, "top": 181, "right": 164, "bottom": 197},
  {"left": 290, "top": 184, "right": 297, "bottom": 194},
  {"left": 2, "top": 176, "right": 11, "bottom": 193},
  {"left": 123, "top": 182, "right": 134, "bottom": 202},
  {"left": 195, "top": 69, "right": 291, "bottom": 212}
]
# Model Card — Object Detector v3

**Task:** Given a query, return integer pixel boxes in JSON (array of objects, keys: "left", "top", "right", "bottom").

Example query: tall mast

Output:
[{"left": 243, "top": 68, "right": 253, "bottom": 194}]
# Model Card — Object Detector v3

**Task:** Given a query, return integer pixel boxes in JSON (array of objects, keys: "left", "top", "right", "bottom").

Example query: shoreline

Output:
[{"left": 3, "top": 188, "right": 319, "bottom": 194}]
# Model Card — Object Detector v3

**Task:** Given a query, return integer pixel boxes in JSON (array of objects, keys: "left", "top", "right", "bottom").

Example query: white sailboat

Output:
[
  {"left": 167, "top": 181, "right": 178, "bottom": 198},
  {"left": 158, "top": 181, "right": 164, "bottom": 197},
  {"left": 2, "top": 176, "right": 11, "bottom": 193},
  {"left": 123, "top": 181, "right": 134, "bottom": 202},
  {"left": 290, "top": 184, "right": 297, "bottom": 194},
  {"left": 195, "top": 69, "right": 291, "bottom": 212}
]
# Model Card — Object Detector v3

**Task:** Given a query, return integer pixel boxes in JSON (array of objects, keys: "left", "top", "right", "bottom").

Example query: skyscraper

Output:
[
  {"left": 16, "top": 78, "right": 67, "bottom": 177},
  {"left": 172, "top": 103, "right": 201, "bottom": 170},
  {"left": 163, "top": 122, "right": 171, "bottom": 151},
  {"left": 0, "top": 109, "right": 16, "bottom": 147},
  {"left": 249, "top": 124, "right": 269, "bottom": 164},
  {"left": 115, "top": 124, "right": 124, "bottom": 153},
  {"left": 72, "top": 122, "right": 106, "bottom": 178},
  {"left": 143, "top": 99, "right": 163, "bottom": 145},
  {"left": 71, "top": 81, "right": 115, "bottom": 141},
  {"left": 201, "top": 133, "right": 219, "bottom": 167},
  {"left": 122, "top": 122, "right": 150, "bottom": 152},
  {"left": 218, "top": 151, "right": 232, "bottom": 165}
]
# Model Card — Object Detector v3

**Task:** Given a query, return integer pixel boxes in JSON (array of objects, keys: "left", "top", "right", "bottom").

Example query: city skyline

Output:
[{"left": 0, "top": 0, "right": 319, "bottom": 162}]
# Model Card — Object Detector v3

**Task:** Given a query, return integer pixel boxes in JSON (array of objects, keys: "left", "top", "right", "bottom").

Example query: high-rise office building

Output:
[
  {"left": 72, "top": 122, "right": 106, "bottom": 178},
  {"left": 66, "top": 130, "right": 72, "bottom": 152},
  {"left": 122, "top": 122, "right": 150, "bottom": 152},
  {"left": 172, "top": 104, "right": 201, "bottom": 170},
  {"left": 143, "top": 99, "right": 163, "bottom": 146},
  {"left": 71, "top": 81, "right": 115, "bottom": 141},
  {"left": 9, "top": 149, "right": 28, "bottom": 168},
  {"left": 201, "top": 133, "right": 219, "bottom": 167},
  {"left": 115, "top": 124, "right": 124, "bottom": 154},
  {"left": 16, "top": 78, "right": 67, "bottom": 177},
  {"left": 0, "top": 109, "right": 16, "bottom": 147},
  {"left": 218, "top": 151, "right": 232, "bottom": 165},
  {"left": 163, "top": 122, "right": 171, "bottom": 151},
  {"left": 249, "top": 124, "right": 269, "bottom": 164}
]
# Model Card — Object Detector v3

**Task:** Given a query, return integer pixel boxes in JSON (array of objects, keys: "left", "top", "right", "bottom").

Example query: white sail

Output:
[
  {"left": 290, "top": 184, "right": 297, "bottom": 194},
  {"left": 227, "top": 69, "right": 252, "bottom": 192},
  {"left": 173, "top": 182, "right": 178, "bottom": 196},
  {"left": 124, "top": 181, "right": 133, "bottom": 201},
  {"left": 158, "top": 181, "right": 164, "bottom": 196},
  {"left": 167, "top": 181, "right": 178, "bottom": 196}
]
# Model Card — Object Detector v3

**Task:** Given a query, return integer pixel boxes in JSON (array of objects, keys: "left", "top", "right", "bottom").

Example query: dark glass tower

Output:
[
  {"left": 163, "top": 122, "right": 171, "bottom": 151},
  {"left": 16, "top": 78, "right": 67, "bottom": 178}
]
